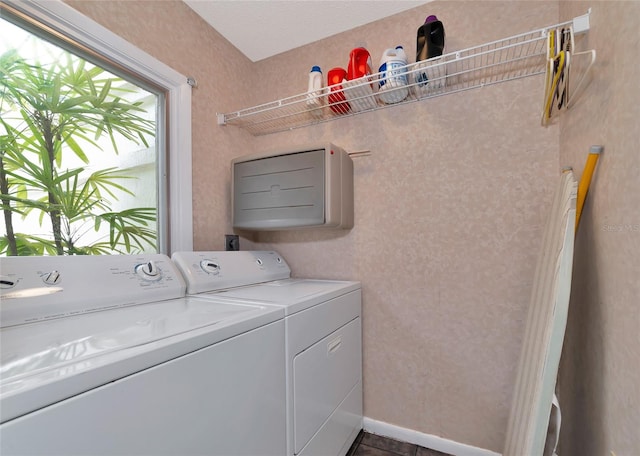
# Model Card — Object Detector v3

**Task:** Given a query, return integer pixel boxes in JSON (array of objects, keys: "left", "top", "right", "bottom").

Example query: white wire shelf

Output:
[{"left": 218, "top": 12, "right": 590, "bottom": 136}]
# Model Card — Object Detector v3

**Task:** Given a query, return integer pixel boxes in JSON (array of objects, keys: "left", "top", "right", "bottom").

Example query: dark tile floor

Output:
[{"left": 346, "top": 431, "right": 453, "bottom": 456}]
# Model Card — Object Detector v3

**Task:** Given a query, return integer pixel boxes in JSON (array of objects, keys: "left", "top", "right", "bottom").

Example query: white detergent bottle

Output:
[
  {"left": 306, "top": 65, "right": 324, "bottom": 117},
  {"left": 377, "top": 46, "right": 409, "bottom": 104}
]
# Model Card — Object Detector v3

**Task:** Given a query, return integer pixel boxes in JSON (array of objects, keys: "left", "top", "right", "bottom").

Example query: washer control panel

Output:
[
  {"left": 0, "top": 254, "right": 186, "bottom": 327},
  {"left": 172, "top": 251, "right": 291, "bottom": 294}
]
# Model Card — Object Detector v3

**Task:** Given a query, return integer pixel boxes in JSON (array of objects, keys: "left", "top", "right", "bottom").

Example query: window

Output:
[
  {"left": 0, "top": 0, "right": 192, "bottom": 255},
  {"left": 1, "top": 16, "right": 160, "bottom": 254}
]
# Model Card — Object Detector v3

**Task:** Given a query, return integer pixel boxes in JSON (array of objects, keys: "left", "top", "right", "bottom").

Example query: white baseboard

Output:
[{"left": 362, "top": 417, "right": 502, "bottom": 456}]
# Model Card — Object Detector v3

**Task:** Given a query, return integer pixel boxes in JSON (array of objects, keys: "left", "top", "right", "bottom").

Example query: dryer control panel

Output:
[
  {"left": 0, "top": 254, "right": 186, "bottom": 327},
  {"left": 172, "top": 251, "right": 291, "bottom": 294}
]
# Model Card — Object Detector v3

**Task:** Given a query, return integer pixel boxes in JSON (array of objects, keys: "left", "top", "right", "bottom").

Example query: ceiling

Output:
[{"left": 183, "top": 1, "right": 431, "bottom": 62}]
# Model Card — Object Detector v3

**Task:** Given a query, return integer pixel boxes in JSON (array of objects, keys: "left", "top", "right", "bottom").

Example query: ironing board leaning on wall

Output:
[{"left": 503, "top": 170, "right": 578, "bottom": 456}]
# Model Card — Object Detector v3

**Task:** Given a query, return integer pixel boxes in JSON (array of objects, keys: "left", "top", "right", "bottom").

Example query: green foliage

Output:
[{"left": 0, "top": 43, "right": 157, "bottom": 256}]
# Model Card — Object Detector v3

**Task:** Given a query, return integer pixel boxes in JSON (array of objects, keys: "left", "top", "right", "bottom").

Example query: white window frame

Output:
[{"left": 2, "top": 0, "right": 193, "bottom": 253}]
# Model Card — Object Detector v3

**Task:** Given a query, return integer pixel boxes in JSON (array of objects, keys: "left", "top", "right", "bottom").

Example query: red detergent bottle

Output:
[
  {"left": 327, "top": 67, "right": 350, "bottom": 114},
  {"left": 347, "top": 47, "right": 373, "bottom": 81},
  {"left": 345, "top": 47, "right": 377, "bottom": 111}
]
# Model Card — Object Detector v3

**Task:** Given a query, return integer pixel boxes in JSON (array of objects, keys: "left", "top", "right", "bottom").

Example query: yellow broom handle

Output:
[{"left": 576, "top": 145, "right": 603, "bottom": 232}]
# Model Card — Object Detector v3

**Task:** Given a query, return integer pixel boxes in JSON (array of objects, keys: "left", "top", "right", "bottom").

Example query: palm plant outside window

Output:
[{"left": 1, "top": 15, "right": 161, "bottom": 256}]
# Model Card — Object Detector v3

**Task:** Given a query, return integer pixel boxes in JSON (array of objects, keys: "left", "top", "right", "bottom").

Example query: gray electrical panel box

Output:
[{"left": 231, "top": 143, "right": 354, "bottom": 230}]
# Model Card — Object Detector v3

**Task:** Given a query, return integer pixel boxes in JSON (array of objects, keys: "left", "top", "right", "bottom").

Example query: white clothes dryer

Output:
[
  {"left": 172, "top": 250, "right": 363, "bottom": 456},
  {"left": 0, "top": 254, "right": 286, "bottom": 455}
]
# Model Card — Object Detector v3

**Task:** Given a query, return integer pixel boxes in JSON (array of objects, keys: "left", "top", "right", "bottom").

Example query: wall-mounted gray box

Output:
[{"left": 231, "top": 143, "right": 353, "bottom": 230}]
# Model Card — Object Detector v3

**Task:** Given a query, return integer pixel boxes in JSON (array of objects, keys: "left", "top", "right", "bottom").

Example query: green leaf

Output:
[
  {"left": 98, "top": 79, "right": 112, "bottom": 104},
  {"left": 56, "top": 95, "right": 94, "bottom": 112},
  {"left": 63, "top": 135, "right": 90, "bottom": 164},
  {"left": 50, "top": 74, "right": 61, "bottom": 108}
]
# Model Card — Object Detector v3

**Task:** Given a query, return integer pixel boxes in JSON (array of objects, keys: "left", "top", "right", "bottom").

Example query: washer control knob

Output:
[
  {"left": 200, "top": 260, "right": 220, "bottom": 275},
  {"left": 42, "top": 270, "right": 61, "bottom": 285},
  {"left": 135, "top": 261, "right": 161, "bottom": 280},
  {"left": 0, "top": 276, "right": 16, "bottom": 289}
]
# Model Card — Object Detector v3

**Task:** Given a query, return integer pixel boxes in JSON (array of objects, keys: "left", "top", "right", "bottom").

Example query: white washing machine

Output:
[
  {"left": 0, "top": 254, "right": 286, "bottom": 455},
  {"left": 172, "top": 250, "right": 363, "bottom": 456}
]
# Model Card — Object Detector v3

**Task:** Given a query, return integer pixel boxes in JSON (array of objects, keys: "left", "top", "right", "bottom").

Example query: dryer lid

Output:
[{"left": 215, "top": 279, "right": 361, "bottom": 315}]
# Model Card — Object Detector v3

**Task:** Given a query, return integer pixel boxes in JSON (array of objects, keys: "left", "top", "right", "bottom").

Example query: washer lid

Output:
[
  {"left": 0, "top": 297, "right": 283, "bottom": 423},
  {"left": 213, "top": 279, "right": 361, "bottom": 315}
]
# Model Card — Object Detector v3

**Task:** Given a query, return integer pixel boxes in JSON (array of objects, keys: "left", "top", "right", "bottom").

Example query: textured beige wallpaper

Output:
[
  {"left": 247, "top": 2, "right": 560, "bottom": 452},
  {"left": 63, "top": 1, "right": 640, "bottom": 454},
  {"left": 557, "top": 2, "right": 640, "bottom": 455}
]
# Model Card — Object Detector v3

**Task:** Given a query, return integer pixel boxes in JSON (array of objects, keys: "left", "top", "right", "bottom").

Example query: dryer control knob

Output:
[
  {"left": 42, "top": 270, "right": 61, "bottom": 285},
  {"left": 200, "top": 260, "right": 220, "bottom": 275},
  {"left": 135, "top": 261, "right": 161, "bottom": 280}
]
